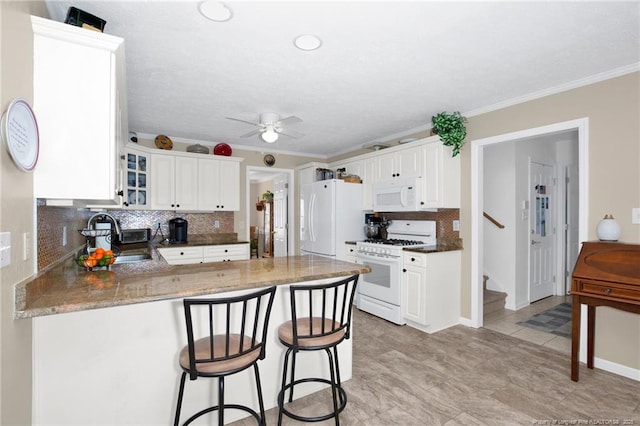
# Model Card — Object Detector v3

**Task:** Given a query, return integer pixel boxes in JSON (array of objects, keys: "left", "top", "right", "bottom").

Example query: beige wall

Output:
[
  {"left": 0, "top": 1, "right": 48, "bottom": 423},
  {"left": 459, "top": 72, "right": 640, "bottom": 370}
]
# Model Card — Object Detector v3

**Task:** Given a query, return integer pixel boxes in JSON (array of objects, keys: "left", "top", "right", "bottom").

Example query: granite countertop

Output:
[{"left": 15, "top": 244, "right": 369, "bottom": 319}]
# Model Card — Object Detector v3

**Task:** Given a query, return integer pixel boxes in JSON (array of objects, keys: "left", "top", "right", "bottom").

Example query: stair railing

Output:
[{"left": 483, "top": 211, "right": 505, "bottom": 229}]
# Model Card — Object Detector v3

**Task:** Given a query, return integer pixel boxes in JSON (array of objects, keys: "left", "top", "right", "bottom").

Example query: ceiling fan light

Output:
[{"left": 261, "top": 128, "right": 279, "bottom": 143}]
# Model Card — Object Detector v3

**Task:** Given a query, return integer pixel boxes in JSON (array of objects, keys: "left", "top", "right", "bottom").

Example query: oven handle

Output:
[{"left": 356, "top": 252, "right": 400, "bottom": 262}]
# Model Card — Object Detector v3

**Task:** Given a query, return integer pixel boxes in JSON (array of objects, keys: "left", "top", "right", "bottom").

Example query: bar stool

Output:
[
  {"left": 276, "top": 275, "right": 359, "bottom": 425},
  {"left": 174, "top": 286, "right": 277, "bottom": 426}
]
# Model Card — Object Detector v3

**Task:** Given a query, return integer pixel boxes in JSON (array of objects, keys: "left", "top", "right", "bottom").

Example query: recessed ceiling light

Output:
[
  {"left": 294, "top": 34, "right": 322, "bottom": 51},
  {"left": 199, "top": 1, "right": 232, "bottom": 22}
]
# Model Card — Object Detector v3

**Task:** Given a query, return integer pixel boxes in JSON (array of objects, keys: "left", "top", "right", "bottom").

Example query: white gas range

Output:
[{"left": 356, "top": 220, "right": 436, "bottom": 324}]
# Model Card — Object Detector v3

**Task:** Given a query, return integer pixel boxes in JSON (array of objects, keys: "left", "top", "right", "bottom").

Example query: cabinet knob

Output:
[
  {"left": 411, "top": 257, "right": 416, "bottom": 262},
  {"left": 224, "top": 249, "right": 228, "bottom": 252},
  {"left": 171, "top": 204, "right": 175, "bottom": 208},
  {"left": 176, "top": 204, "right": 180, "bottom": 208},
  {"left": 123, "top": 202, "right": 129, "bottom": 207},
  {"left": 420, "top": 201, "right": 424, "bottom": 205},
  {"left": 180, "top": 252, "right": 184, "bottom": 256},
  {"left": 604, "top": 288, "right": 612, "bottom": 294},
  {"left": 402, "top": 268, "right": 407, "bottom": 272},
  {"left": 117, "top": 190, "right": 124, "bottom": 196}
]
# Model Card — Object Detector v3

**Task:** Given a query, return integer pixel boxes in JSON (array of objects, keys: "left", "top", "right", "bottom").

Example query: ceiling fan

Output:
[{"left": 226, "top": 113, "right": 304, "bottom": 143}]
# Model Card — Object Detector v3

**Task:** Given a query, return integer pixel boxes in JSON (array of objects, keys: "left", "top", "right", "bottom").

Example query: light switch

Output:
[
  {"left": 632, "top": 208, "right": 640, "bottom": 225},
  {"left": 0, "top": 232, "right": 11, "bottom": 268},
  {"left": 23, "top": 232, "right": 31, "bottom": 261}
]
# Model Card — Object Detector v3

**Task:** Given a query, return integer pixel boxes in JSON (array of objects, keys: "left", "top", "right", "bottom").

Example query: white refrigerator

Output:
[{"left": 300, "top": 179, "right": 364, "bottom": 258}]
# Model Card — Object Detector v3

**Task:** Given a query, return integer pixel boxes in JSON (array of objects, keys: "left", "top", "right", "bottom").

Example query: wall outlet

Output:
[
  {"left": 62, "top": 226, "right": 67, "bottom": 246},
  {"left": 452, "top": 220, "right": 460, "bottom": 231},
  {"left": 633, "top": 208, "right": 640, "bottom": 225},
  {"left": 214, "top": 220, "right": 220, "bottom": 228}
]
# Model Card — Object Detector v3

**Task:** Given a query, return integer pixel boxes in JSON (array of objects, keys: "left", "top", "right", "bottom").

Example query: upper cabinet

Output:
[
  {"left": 150, "top": 154, "right": 198, "bottom": 211},
  {"left": 122, "top": 147, "right": 149, "bottom": 209},
  {"left": 328, "top": 136, "right": 460, "bottom": 210},
  {"left": 198, "top": 157, "right": 240, "bottom": 211},
  {"left": 32, "top": 16, "right": 127, "bottom": 206},
  {"left": 149, "top": 148, "right": 243, "bottom": 212},
  {"left": 375, "top": 146, "right": 422, "bottom": 181}
]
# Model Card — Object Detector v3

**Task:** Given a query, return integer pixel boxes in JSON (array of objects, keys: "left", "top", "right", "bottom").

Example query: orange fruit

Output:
[{"left": 83, "top": 258, "right": 97, "bottom": 268}]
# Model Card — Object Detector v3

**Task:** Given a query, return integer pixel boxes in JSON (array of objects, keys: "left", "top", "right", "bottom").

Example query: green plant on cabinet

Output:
[{"left": 431, "top": 111, "right": 467, "bottom": 157}]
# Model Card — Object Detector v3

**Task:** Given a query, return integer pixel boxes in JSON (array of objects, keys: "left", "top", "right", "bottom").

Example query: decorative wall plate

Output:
[
  {"left": 155, "top": 134, "right": 173, "bottom": 150},
  {"left": 1, "top": 98, "right": 39, "bottom": 172},
  {"left": 263, "top": 154, "right": 276, "bottom": 167}
]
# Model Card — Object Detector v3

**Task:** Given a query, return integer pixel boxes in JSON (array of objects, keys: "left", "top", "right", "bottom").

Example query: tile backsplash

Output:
[
  {"left": 37, "top": 201, "right": 234, "bottom": 270},
  {"left": 376, "top": 208, "right": 462, "bottom": 246}
]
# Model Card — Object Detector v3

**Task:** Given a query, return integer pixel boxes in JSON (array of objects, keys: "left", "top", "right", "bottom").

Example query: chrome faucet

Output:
[{"left": 87, "top": 212, "right": 121, "bottom": 235}]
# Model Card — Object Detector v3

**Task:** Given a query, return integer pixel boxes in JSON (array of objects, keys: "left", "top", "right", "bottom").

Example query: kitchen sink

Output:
[
  {"left": 115, "top": 252, "right": 152, "bottom": 264},
  {"left": 113, "top": 244, "right": 153, "bottom": 264}
]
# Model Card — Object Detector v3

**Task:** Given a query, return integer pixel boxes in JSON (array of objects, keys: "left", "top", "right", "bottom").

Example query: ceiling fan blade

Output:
[
  {"left": 226, "top": 117, "right": 261, "bottom": 127},
  {"left": 240, "top": 129, "right": 262, "bottom": 138},
  {"left": 278, "top": 129, "right": 305, "bottom": 139},
  {"left": 277, "top": 116, "right": 303, "bottom": 125}
]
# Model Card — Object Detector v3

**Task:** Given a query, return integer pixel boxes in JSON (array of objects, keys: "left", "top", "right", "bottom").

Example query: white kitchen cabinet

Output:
[
  {"left": 122, "top": 148, "right": 149, "bottom": 209},
  {"left": 375, "top": 146, "right": 422, "bottom": 181},
  {"left": 342, "top": 243, "right": 358, "bottom": 263},
  {"left": 361, "top": 157, "right": 376, "bottom": 210},
  {"left": 198, "top": 158, "right": 240, "bottom": 211},
  {"left": 402, "top": 250, "right": 461, "bottom": 333},
  {"left": 203, "top": 244, "right": 249, "bottom": 262},
  {"left": 329, "top": 136, "right": 460, "bottom": 210},
  {"left": 418, "top": 140, "right": 460, "bottom": 209},
  {"left": 32, "top": 16, "right": 127, "bottom": 206},
  {"left": 157, "top": 246, "right": 203, "bottom": 265},
  {"left": 150, "top": 154, "right": 198, "bottom": 210},
  {"left": 158, "top": 244, "right": 249, "bottom": 265}
]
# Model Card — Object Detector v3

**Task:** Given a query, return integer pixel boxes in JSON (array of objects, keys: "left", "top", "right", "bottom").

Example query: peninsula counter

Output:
[{"left": 17, "top": 253, "right": 369, "bottom": 425}]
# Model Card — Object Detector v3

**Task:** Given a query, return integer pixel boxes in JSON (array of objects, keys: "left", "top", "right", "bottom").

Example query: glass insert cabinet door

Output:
[{"left": 124, "top": 149, "right": 148, "bottom": 209}]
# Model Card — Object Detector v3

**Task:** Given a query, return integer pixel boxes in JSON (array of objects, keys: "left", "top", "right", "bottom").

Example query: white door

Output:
[
  {"left": 529, "top": 161, "right": 556, "bottom": 302},
  {"left": 273, "top": 174, "right": 288, "bottom": 257}
]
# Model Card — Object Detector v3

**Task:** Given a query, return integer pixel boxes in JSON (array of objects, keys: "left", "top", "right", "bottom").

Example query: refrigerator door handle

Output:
[{"left": 309, "top": 193, "right": 316, "bottom": 242}]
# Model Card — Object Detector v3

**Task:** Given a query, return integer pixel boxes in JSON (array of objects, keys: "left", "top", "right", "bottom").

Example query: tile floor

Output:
[
  {"left": 229, "top": 305, "right": 639, "bottom": 425},
  {"left": 483, "top": 295, "right": 572, "bottom": 355}
]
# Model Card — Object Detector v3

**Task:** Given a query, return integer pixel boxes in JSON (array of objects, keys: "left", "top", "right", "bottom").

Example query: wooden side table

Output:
[{"left": 570, "top": 241, "right": 640, "bottom": 381}]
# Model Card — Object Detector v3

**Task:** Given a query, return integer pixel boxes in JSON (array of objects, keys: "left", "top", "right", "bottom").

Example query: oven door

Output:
[{"left": 356, "top": 252, "right": 402, "bottom": 305}]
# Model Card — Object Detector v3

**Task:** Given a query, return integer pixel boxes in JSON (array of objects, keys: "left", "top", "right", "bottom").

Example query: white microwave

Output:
[{"left": 372, "top": 177, "right": 422, "bottom": 212}]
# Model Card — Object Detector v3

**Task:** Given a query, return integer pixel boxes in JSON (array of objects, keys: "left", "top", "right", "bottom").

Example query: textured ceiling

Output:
[{"left": 45, "top": 1, "right": 640, "bottom": 159}]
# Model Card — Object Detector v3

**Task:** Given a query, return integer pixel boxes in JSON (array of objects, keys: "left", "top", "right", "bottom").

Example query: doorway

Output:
[
  {"left": 246, "top": 166, "right": 295, "bottom": 257},
  {"left": 470, "top": 118, "right": 589, "bottom": 327}
]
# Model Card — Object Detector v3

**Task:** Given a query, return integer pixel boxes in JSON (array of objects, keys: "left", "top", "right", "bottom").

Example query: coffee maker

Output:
[{"left": 169, "top": 218, "right": 188, "bottom": 243}]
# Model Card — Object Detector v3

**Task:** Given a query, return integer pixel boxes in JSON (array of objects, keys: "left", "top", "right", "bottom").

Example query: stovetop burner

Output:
[{"left": 361, "top": 238, "right": 425, "bottom": 246}]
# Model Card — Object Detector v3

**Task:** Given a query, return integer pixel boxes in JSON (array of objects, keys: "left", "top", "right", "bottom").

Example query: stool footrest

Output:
[
  {"left": 182, "top": 404, "right": 263, "bottom": 426},
  {"left": 278, "top": 377, "right": 347, "bottom": 422}
]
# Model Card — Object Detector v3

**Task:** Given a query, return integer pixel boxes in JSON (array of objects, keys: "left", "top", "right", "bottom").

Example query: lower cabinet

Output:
[
  {"left": 402, "top": 250, "right": 461, "bottom": 333},
  {"left": 342, "top": 243, "right": 358, "bottom": 262},
  {"left": 158, "top": 244, "right": 249, "bottom": 265},
  {"left": 203, "top": 244, "right": 249, "bottom": 262}
]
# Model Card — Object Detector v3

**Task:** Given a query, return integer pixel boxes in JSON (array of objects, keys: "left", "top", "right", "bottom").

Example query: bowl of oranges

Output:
[{"left": 76, "top": 247, "right": 118, "bottom": 271}]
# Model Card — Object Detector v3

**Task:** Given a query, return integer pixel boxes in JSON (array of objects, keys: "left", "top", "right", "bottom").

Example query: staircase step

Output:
[{"left": 484, "top": 289, "right": 507, "bottom": 314}]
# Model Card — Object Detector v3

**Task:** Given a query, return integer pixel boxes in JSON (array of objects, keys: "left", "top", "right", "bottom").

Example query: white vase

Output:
[{"left": 596, "top": 214, "right": 621, "bottom": 241}]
